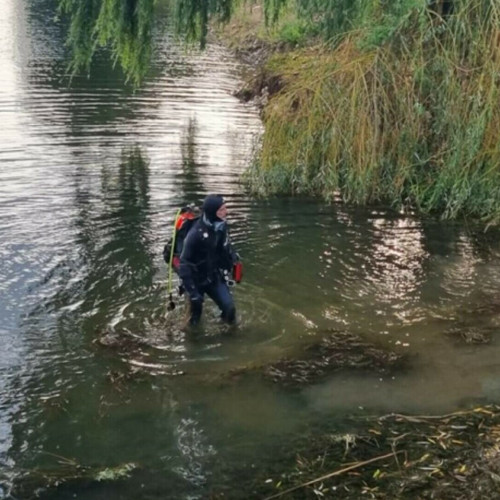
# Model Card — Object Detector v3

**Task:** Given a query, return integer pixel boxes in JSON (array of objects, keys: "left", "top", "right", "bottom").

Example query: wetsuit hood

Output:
[{"left": 202, "top": 194, "right": 225, "bottom": 223}]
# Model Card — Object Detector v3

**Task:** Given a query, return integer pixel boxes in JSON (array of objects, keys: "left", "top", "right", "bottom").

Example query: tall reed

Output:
[{"left": 247, "top": 0, "right": 500, "bottom": 221}]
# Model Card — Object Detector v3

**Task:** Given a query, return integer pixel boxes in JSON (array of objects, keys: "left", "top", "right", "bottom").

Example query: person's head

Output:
[{"left": 202, "top": 194, "right": 227, "bottom": 223}]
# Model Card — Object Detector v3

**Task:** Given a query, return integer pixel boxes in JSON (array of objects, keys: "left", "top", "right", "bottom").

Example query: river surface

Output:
[{"left": 2, "top": 1, "right": 500, "bottom": 498}]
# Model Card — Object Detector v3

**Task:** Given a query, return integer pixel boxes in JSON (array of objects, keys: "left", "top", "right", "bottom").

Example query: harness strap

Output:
[{"left": 167, "top": 209, "right": 182, "bottom": 296}]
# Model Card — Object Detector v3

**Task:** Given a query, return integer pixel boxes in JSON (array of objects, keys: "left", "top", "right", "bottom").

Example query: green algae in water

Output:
[{"left": 94, "top": 462, "right": 137, "bottom": 481}]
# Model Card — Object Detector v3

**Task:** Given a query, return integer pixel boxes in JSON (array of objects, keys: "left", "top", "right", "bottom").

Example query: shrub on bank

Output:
[{"left": 246, "top": 0, "right": 500, "bottom": 222}]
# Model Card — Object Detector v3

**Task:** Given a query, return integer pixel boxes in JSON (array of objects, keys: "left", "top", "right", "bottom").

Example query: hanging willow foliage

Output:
[
  {"left": 174, "top": 0, "right": 233, "bottom": 49},
  {"left": 57, "top": 0, "right": 238, "bottom": 83},
  {"left": 58, "top": 0, "right": 155, "bottom": 85},
  {"left": 57, "top": 0, "right": 411, "bottom": 85},
  {"left": 56, "top": 0, "right": 475, "bottom": 85}
]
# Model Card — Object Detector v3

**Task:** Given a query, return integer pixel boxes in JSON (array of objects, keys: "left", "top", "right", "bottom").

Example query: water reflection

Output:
[
  {"left": 179, "top": 117, "right": 205, "bottom": 199},
  {"left": 74, "top": 147, "right": 155, "bottom": 331}
]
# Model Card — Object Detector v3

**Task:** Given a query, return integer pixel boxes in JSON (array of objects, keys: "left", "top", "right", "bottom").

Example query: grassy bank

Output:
[{"left": 236, "top": 0, "right": 500, "bottom": 222}]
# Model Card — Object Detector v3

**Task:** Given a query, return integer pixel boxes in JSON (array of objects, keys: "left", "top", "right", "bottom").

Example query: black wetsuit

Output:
[{"left": 179, "top": 215, "right": 237, "bottom": 324}]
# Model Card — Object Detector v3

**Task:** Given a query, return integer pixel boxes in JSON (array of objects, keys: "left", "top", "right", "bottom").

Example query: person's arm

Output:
[
  {"left": 179, "top": 230, "right": 202, "bottom": 301},
  {"left": 219, "top": 225, "right": 239, "bottom": 271}
]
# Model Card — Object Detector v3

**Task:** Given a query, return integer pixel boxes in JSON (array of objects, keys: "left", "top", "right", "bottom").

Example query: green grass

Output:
[{"left": 246, "top": 0, "right": 500, "bottom": 222}]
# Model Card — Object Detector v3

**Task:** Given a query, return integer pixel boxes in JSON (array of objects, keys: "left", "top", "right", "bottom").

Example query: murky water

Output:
[{"left": 2, "top": 1, "right": 500, "bottom": 498}]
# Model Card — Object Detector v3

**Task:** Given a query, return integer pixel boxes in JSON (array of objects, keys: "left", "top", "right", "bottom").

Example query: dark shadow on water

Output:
[{"left": 23, "top": 146, "right": 155, "bottom": 335}]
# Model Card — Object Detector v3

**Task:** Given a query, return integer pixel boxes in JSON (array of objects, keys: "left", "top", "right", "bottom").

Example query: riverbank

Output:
[{"left": 219, "top": 1, "right": 500, "bottom": 224}]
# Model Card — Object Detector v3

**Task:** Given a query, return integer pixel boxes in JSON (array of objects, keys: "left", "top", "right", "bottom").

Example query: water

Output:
[{"left": 2, "top": 1, "right": 500, "bottom": 498}]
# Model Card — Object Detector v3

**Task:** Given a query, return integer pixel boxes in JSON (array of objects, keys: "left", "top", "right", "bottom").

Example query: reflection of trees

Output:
[
  {"left": 25, "top": 146, "right": 155, "bottom": 329},
  {"left": 82, "top": 146, "right": 155, "bottom": 316},
  {"left": 318, "top": 207, "right": 500, "bottom": 330},
  {"left": 315, "top": 207, "right": 430, "bottom": 329},
  {"left": 419, "top": 222, "right": 500, "bottom": 310},
  {"left": 179, "top": 117, "right": 205, "bottom": 200},
  {"left": 116, "top": 146, "right": 154, "bottom": 286},
  {"left": 421, "top": 222, "right": 500, "bottom": 261},
  {"left": 4, "top": 146, "right": 156, "bottom": 480}
]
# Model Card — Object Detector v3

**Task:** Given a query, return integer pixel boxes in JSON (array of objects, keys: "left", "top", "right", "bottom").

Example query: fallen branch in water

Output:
[
  {"left": 264, "top": 450, "right": 403, "bottom": 499},
  {"left": 378, "top": 406, "right": 499, "bottom": 424}
]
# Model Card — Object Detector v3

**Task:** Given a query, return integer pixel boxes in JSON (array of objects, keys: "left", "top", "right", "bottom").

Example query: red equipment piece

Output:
[{"left": 232, "top": 261, "right": 243, "bottom": 283}]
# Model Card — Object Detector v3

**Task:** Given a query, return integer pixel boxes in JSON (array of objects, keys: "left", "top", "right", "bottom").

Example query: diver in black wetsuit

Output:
[{"left": 179, "top": 194, "right": 238, "bottom": 325}]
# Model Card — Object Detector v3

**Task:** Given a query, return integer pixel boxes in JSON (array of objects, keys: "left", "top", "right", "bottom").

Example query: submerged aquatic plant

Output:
[{"left": 94, "top": 462, "right": 137, "bottom": 481}]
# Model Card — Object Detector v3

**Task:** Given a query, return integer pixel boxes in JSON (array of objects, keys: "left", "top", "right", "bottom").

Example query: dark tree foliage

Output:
[
  {"left": 175, "top": 0, "right": 233, "bottom": 49},
  {"left": 294, "top": 0, "right": 361, "bottom": 40},
  {"left": 58, "top": 0, "right": 155, "bottom": 85},
  {"left": 57, "top": 0, "right": 236, "bottom": 83}
]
